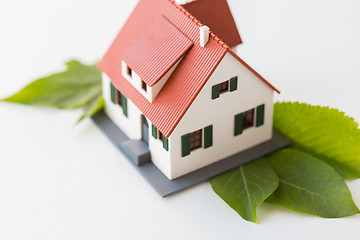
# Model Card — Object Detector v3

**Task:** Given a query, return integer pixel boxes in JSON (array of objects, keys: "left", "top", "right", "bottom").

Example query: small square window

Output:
[
  {"left": 219, "top": 81, "right": 229, "bottom": 94},
  {"left": 243, "top": 109, "right": 254, "bottom": 130},
  {"left": 190, "top": 129, "right": 202, "bottom": 151}
]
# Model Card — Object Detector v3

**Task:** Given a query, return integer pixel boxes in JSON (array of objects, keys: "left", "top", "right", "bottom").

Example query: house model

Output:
[{"left": 98, "top": 0, "right": 280, "bottom": 180}]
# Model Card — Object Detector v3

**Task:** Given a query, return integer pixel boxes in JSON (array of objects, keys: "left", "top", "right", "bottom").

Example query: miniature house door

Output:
[{"left": 141, "top": 115, "right": 149, "bottom": 144}]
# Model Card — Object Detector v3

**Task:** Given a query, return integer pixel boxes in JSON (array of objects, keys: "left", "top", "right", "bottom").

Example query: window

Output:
[
  {"left": 110, "top": 82, "right": 128, "bottom": 117},
  {"left": 219, "top": 81, "right": 229, "bottom": 94},
  {"left": 234, "top": 108, "right": 254, "bottom": 136},
  {"left": 158, "top": 131, "right": 163, "bottom": 141},
  {"left": 243, "top": 109, "right": 254, "bottom": 130},
  {"left": 234, "top": 105, "right": 264, "bottom": 136},
  {"left": 190, "top": 129, "right": 202, "bottom": 151},
  {"left": 126, "top": 66, "right": 132, "bottom": 78},
  {"left": 142, "top": 80, "right": 147, "bottom": 92},
  {"left": 212, "top": 76, "right": 238, "bottom": 100},
  {"left": 157, "top": 131, "right": 168, "bottom": 151},
  {"left": 181, "top": 125, "right": 213, "bottom": 157},
  {"left": 115, "top": 90, "right": 122, "bottom": 106},
  {"left": 122, "top": 61, "right": 134, "bottom": 80}
]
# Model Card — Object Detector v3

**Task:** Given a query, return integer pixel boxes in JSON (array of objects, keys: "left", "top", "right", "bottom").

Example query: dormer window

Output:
[
  {"left": 121, "top": 16, "right": 194, "bottom": 102},
  {"left": 121, "top": 60, "right": 153, "bottom": 100},
  {"left": 126, "top": 66, "right": 133, "bottom": 78},
  {"left": 122, "top": 61, "right": 134, "bottom": 80},
  {"left": 142, "top": 80, "right": 147, "bottom": 92}
]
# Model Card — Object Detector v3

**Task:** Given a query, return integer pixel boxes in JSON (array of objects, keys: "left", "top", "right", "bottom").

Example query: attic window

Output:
[
  {"left": 126, "top": 66, "right": 133, "bottom": 77},
  {"left": 219, "top": 81, "right": 229, "bottom": 94},
  {"left": 142, "top": 80, "right": 147, "bottom": 92}
]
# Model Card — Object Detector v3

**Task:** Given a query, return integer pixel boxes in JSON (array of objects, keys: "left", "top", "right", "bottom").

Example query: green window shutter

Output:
[
  {"left": 181, "top": 133, "right": 191, "bottom": 157},
  {"left": 110, "top": 82, "right": 116, "bottom": 104},
  {"left": 256, "top": 104, "right": 265, "bottom": 127},
  {"left": 152, "top": 125, "right": 157, "bottom": 139},
  {"left": 121, "top": 94, "right": 128, "bottom": 117},
  {"left": 230, "top": 76, "right": 238, "bottom": 92},
  {"left": 212, "top": 84, "right": 220, "bottom": 100},
  {"left": 162, "top": 135, "right": 169, "bottom": 151},
  {"left": 234, "top": 113, "right": 244, "bottom": 136},
  {"left": 204, "top": 125, "right": 213, "bottom": 149}
]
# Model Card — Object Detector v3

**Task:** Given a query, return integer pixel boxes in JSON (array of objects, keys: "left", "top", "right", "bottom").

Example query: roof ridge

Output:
[
  {"left": 168, "top": 0, "right": 229, "bottom": 49},
  {"left": 181, "top": 0, "right": 199, "bottom": 5}
]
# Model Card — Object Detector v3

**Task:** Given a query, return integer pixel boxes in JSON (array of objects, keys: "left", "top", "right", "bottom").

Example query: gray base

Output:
[
  {"left": 120, "top": 140, "right": 151, "bottom": 166},
  {"left": 92, "top": 110, "right": 291, "bottom": 197}
]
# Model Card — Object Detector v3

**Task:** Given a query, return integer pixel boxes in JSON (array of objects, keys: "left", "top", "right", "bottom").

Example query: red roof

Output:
[
  {"left": 182, "top": 0, "right": 242, "bottom": 48},
  {"left": 98, "top": 0, "right": 279, "bottom": 138},
  {"left": 122, "top": 16, "right": 194, "bottom": 87}
]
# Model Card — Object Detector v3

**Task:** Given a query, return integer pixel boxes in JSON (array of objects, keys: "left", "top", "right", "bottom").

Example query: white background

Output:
[{"left": 1, "top": 0, "right": 360, "bottom": 239}]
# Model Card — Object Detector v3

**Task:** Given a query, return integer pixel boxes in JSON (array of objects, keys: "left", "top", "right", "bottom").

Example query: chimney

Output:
[{"left": 199, "top": 25, "right": 210, "bottom": 47}]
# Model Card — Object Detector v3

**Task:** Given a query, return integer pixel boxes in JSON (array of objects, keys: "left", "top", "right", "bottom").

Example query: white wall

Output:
[
  {"left": 102, "top": 73, "right": 172, "bottom": 178},
  {"left": 121, "top": 61, "right": 152, "bottom": 102},
  {"left": 147, "top": 123, "right": 171, "bottom": 179},
  {"left": 102, "top": 73, "right": 142, "bottom": 140},
  {"left": 169, "top": 52, "right": 274, "bottom": 179}
]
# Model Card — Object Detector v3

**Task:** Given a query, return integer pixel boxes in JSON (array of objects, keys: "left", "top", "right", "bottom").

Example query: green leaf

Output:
[
  {"left": 211, "top": 159, "right": 279, "bottom": 223},
  {"left": 274, "top": 102, "right": 360, "bottom": 179},
  {"left": 266, "top": 149, "right": 359, "bottom": 218},
  {"left": 2, "top": 60, "right": 102, "bottom": 111},
  {"left": 77, "top": 95, "right": 105, "bottom": 123}
]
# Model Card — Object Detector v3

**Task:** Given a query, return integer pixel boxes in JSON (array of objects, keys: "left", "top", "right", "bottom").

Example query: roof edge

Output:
[
  {"left": 163, "top": 47, "right": 228, "bottom": 138},
  {"left": 145, "top": 42, "right": 194, "bottom": 87},
  {"left": 228, "top": 49, "right": 280, "bottom": 94}
]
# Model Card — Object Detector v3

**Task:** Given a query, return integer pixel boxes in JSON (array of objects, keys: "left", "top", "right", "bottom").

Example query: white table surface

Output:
[{"left": 1, "top": 0, "right": 360, "bottom": 239}]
